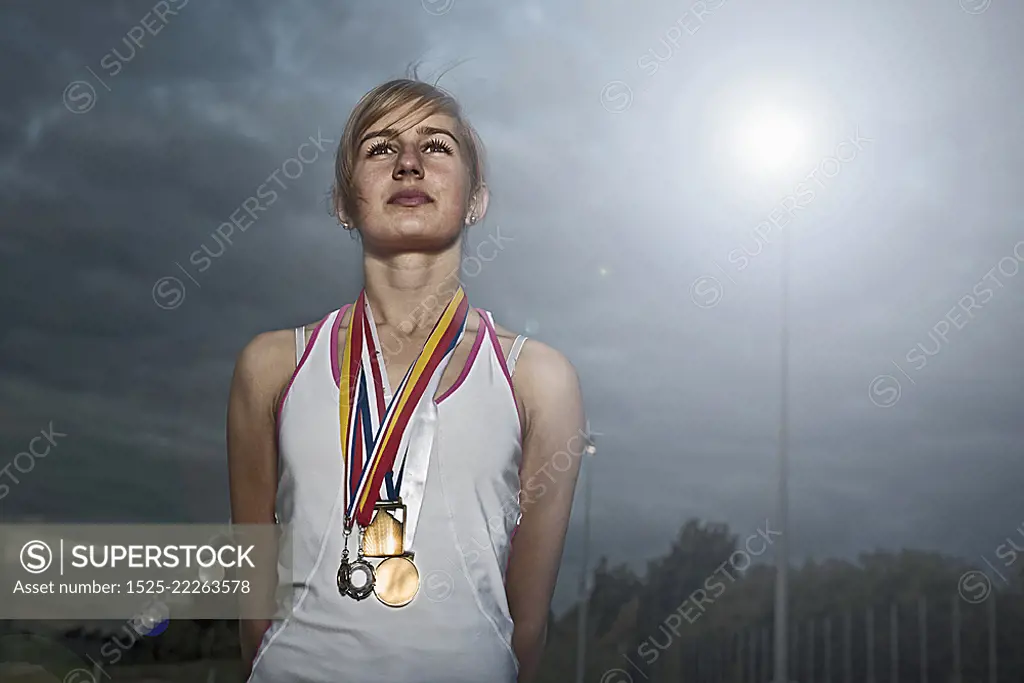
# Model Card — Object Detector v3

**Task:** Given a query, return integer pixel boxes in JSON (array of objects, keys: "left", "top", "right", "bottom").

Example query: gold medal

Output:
[
  {"left": 373, "top": 555, "right": 420, "bottom": 607},
  {"left": 361, "top": 501, "right": 406, "bottom": 557}
]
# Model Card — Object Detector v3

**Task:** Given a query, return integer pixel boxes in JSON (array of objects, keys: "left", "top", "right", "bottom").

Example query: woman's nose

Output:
[{"left": 393, "top": 144, "right": 423, "bottom": 178}]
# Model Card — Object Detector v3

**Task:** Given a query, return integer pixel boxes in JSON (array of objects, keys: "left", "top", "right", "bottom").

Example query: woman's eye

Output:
[
  {"left": 424, "top": 138, "right": 454, "bottom": 154},
  {"left": 367, "top": 140, "right": 392, "bottom": 156}
]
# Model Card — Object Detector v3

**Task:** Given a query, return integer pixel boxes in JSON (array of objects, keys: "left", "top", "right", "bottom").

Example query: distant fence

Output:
[{"left": 635, "top": 593, "right": 1023, "bottom": 683}]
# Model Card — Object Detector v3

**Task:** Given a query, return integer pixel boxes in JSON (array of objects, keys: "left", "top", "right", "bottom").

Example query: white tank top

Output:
[{"left": 247, "top": 305, "right": 528, "bottom": 683}]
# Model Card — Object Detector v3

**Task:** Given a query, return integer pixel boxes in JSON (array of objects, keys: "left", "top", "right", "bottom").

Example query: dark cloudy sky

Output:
[{"left": 2, "top": 0, "right": 1023, "bottom": 612}]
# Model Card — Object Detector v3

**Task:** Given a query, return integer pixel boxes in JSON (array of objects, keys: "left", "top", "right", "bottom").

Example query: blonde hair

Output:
[{"left": 330, "top": 75, "right": 487, "bottom": 224}]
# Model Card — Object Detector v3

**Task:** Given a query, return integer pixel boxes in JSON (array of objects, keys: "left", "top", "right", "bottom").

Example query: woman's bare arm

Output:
[
  {"left": 506, "top": 340, "right": 586, "bottom": 682},
  {"left": 226, "top": 329, "right": 294, "bottom": 679}
]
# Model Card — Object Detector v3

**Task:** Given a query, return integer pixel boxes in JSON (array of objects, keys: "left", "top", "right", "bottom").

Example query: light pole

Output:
[
  {"left": 575, "top": 432, "right": 597, "bottom": 683},
  {"left": 727, "top": 93, "right": 812, "bottom": 683},
  {"left": 773, "top": 216, "right": 791, "bottom": 683}
]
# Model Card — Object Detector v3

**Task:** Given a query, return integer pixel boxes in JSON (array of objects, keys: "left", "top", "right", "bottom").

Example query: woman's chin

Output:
[{"left": 366, "top": 222, "right": 461, "bottom": 252}]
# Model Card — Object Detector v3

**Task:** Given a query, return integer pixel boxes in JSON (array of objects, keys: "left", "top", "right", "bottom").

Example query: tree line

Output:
[{"left": 6, "top": 517, "right": 1022, "bottom": 682}]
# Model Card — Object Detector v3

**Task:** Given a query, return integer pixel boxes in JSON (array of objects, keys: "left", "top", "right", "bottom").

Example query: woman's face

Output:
[{"left": 345, "top": 105, "right": 485, "bottom": 253}]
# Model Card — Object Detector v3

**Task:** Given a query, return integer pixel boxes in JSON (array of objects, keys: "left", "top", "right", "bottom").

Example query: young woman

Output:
[{"left": 227, "top": 77, "right": 585, "bottom": 682}]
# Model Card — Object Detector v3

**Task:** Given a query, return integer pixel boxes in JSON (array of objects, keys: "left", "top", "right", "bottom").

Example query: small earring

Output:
[{"left": 468, "top": 214, "right": 477, "bottom": 225}]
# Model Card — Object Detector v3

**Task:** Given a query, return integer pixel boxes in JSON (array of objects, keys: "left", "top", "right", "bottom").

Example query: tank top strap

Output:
[
  {"left": 477, "top": 309, "right": 527, "bottom": 376},
  {"left": 506, "top": 335, "right": 527, "bottom": 376},
  {"left": 294, "top": 326, "right": 305, "bottom": 365}
]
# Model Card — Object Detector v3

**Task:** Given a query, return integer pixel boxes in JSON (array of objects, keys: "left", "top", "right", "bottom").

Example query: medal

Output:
[
  {"left": 337, "top": 557, "right": 375, "bottom": 600},
  {"left": 348, "top": 530, "right": 376, "bottom": 601},
  {"left": 337, "top": 527, "right": 375, "bottom": 600},
  {"left": 373, "top": 556, "right": 420, "bottom": 607},
  {"left": 362, "top": 499, "right": 420, "bottom": 606},
  {"left": 345, "top": 558, "right": 375, "bottom": 600},
  {"left": 362, "top": 500, "right": 407, "bottom": 556},
  {"left": 338, "top": 288, "right": 468, "bottom": 607},
  {"left": 337, "top": 528, "right": 352, "bottom": 596}
]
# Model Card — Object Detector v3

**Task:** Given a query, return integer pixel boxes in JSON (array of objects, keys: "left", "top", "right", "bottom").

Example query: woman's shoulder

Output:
[
  {"left": 487, "top": 316, "right": 578, "bottom": 409},
  {"left": 484, "top": 315, "right": 573, "bottom": 370},
  {"left": 231, "top": 310, "right": 340, "bottom": 402},
  {"left": 505, "top": 333, "right": 582, "bottom": 443},
  {"left": 513, "top": 338, "right": 577, "bottom": 384},
  {"left": 234, "top": 328, "right": 295, "bottom": 372},
  {"left": 243, "top": 310, "right": 339, "bottom": 358},
  {"left": 229, "top": 329, "right": 297, "bottom": 420},
  {"left": 483, "top": 315, "right": 558, "bottom": 358}
]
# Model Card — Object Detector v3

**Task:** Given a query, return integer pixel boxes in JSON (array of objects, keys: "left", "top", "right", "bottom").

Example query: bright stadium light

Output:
[
  {"left": 704, "top": 81, "right": 829, "bottom": 199},
  {"left": 731, "top": 103, "right": 810, "bottom": 176}
]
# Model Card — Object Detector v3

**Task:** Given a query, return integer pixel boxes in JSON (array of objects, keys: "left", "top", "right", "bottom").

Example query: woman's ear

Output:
[
  {"left": 465, "top": 183, "right": 490, "bottom": 226},
  {"left": 335, "top": 195, "right": 353, "bottom": 230}
]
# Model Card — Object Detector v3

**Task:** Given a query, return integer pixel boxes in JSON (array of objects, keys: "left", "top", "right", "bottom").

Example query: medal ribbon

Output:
[{"left": 339, "top": 287, "right": 469, "bottom": 530}]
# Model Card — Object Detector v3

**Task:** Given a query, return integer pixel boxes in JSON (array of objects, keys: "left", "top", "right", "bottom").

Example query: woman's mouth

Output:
[{"left": 388, "top": 190, "right": 433, "bottom": 207}]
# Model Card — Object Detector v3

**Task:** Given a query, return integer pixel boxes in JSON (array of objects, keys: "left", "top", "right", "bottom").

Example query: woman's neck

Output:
[{"left": 361, "top": 243, "right": 462, "bottom": 335}]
